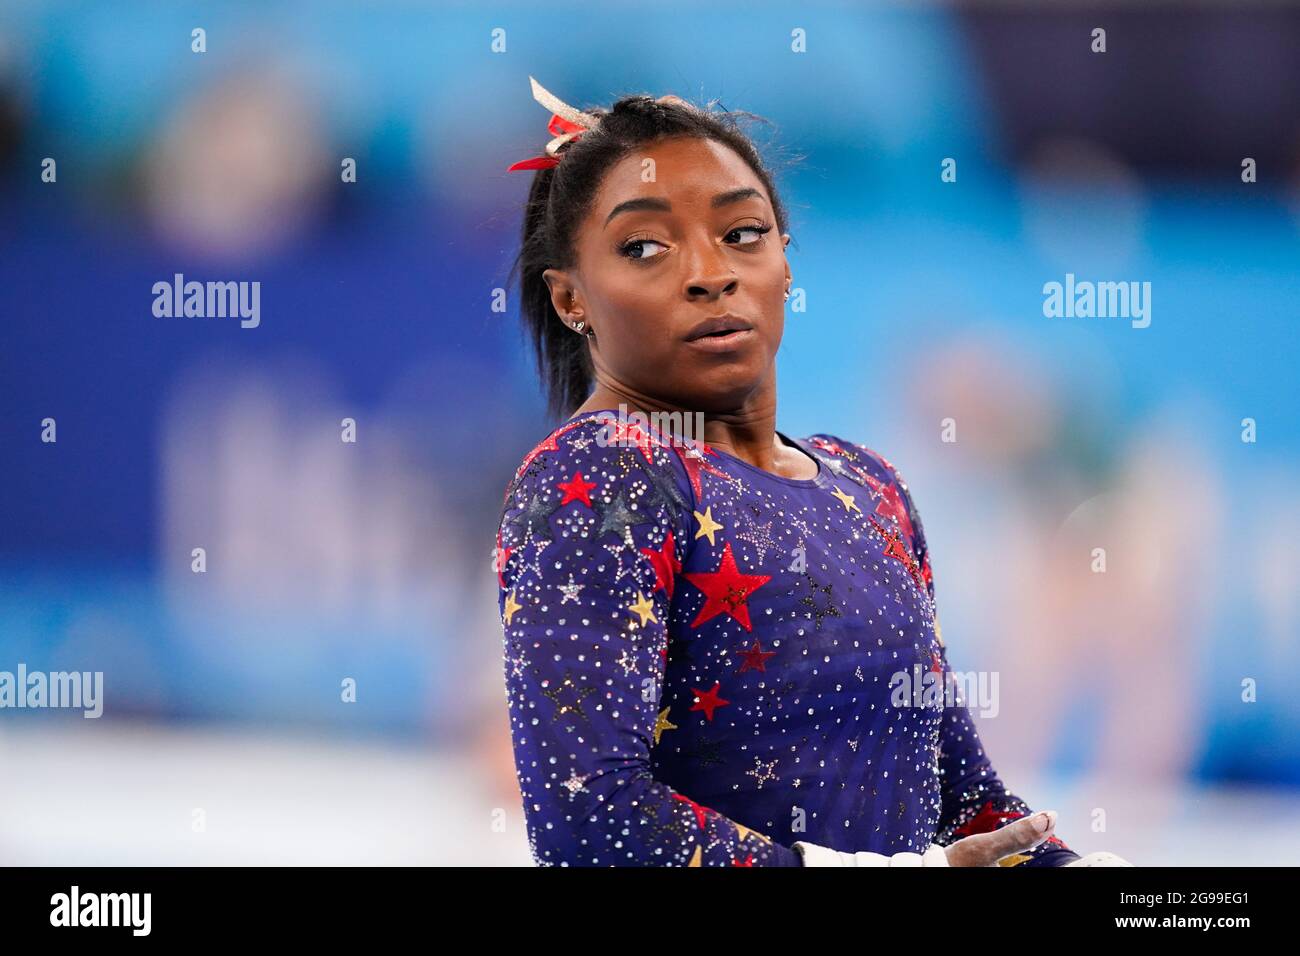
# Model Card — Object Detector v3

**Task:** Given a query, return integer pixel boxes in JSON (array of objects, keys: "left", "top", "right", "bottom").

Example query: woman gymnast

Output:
[{"left": 494, "top": 76, "right": 1131, "bottom": 867}]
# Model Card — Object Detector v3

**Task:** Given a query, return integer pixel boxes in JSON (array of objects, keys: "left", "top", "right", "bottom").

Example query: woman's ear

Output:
[
  {"left": 542, "top": 268, "right": 593, "bottom": 337},
  {"left": 542, "top": 268, "right": 581, "bottom": 322}
]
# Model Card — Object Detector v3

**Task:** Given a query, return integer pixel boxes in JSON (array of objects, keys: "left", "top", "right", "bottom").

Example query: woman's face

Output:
[{"left": 545, "top": 135, "right": 792, "bottom": 415}]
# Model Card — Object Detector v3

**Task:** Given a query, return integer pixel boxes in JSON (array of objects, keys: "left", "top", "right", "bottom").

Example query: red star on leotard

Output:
[
  {"left": 870, "top": 516, "right": 926, "bottom": 593},
  {"left": 811, "top": 437, "right": 845, "bottom": 456},
  {"left": 731, "top": 854, "right": 755, "bottom": 867},
  {"left": 512, "top": 418, "right": 588, "bottom": 487},
  {"left": 602, "top": 416, "right": 658, "bottom": 464},
  {"left": 672, "top": 440, "right": 731, "bottom": 499},
  {"left": 640, "top": 528, "right": 681, "bottom": 599},
  {"left": 954, "top": 801, "right": 1024, "bottom": 838},
  {"left": 737, "top": 639, "right": 777, "bottom": 673},
  {"left": 859, "top": 470, "right": 915, "bottom": 544},
  {"left": 684, "top": 541, "right": 770, "bottom": 631},
  {"left": 672, "top": 792, "right": 715, "bottom": 829},
  {"left": 953, "top": 800, "right": 1067, "bottom": 850},
  {"left": 556, "top": 471, "right": 597, "bottom": 507},
  {"left": 494, "top": 528, "right": 513, "bottom": 589},
  {"left": 690, "top": 681, "right": 730, "bottom": 721}
]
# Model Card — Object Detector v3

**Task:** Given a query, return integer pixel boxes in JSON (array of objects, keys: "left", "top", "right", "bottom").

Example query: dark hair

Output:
[{"left": 507, "top": 90, "right": 797, "bottom": 420}]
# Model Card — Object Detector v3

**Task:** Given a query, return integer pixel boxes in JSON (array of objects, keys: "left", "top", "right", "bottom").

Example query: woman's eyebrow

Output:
[{"left": 603, "top": 187, "right": 765, "bottom": 227}]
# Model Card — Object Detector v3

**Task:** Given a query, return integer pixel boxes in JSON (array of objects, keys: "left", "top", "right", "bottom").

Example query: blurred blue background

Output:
[{"left": 1, "top": 1, "right": 1298, "bottom": 864}]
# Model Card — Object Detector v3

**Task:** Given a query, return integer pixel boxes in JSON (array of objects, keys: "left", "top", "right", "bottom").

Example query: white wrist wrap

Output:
[
  {"left": 1064, "top": 850, "right": 1133, "bottom": 867},
  {"left": 794, "top": 841, "right": 950, "bottom": 867}
]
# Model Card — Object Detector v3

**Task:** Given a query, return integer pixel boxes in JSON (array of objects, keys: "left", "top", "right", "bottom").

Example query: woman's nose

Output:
[{"left": 681, "top": 241, "right": 738, "bottom": 300}]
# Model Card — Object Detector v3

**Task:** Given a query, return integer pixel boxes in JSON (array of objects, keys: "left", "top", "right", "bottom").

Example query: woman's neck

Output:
[{"left": 573, "top": 381, "right": 815, "bottom": 481}]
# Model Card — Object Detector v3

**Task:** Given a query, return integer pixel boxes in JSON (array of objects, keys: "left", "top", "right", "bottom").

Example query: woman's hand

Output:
[
  {"left": 791, "top": 809, "right": 1062, "bottom": 866},
  {"left": 943, "top": 810, "right": 1058, "bottom": 867}
]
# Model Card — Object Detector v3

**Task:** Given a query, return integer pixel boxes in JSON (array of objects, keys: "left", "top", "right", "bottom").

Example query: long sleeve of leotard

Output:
[
  {"left": 862, "top": 448, "right": 1083, "bottom": 867},
  {"left": 495, "top": 416, "right": 803, "bottom": 867}
]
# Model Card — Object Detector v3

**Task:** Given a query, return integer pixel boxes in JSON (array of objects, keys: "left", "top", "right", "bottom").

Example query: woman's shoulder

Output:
[
  {"left": 802, "top": 431, "right": 901, "bottom": 487},
  {"left": 803, "top": 430, "right": 930, "bottom": 573},
  {"left": 499, "top": 409, "right": 695, "bottom": 519},
  {"left": 505, "top": 411, "right": 617, "bottom": 486}
]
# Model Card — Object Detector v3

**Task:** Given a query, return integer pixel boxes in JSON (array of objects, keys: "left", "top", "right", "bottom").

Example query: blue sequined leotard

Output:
[{"left": 496, "top": 409, "right": 1081, "bottom": 867}]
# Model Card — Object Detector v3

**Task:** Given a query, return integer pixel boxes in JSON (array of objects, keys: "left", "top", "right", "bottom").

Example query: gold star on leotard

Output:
[
  {"left": 653, "top": 706, "right": 678, "bottom": 745},
  {"left": 694, "top": 506, "right": 724, "bottom": 546},
  {"left": 830, "top": 486, "right": 861, "bottom": 513},
  {"left": 503, "top": 589, "right": 522, "bottom": 625},
  {"left": 628, "top": 591, "right": 658, "bottom": 626}
]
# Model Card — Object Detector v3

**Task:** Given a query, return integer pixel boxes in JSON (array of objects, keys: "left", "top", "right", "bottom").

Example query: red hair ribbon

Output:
[{"left": 506, "top": 75, "right": 601, "bottom": 173}]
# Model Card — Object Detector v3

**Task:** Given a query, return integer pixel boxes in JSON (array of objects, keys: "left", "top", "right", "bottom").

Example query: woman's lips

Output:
[{"left": 683, "top": 327, "right": 756, "bottom": 352}]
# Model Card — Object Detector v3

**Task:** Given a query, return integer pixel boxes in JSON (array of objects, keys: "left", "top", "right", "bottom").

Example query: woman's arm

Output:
[
  {"left": 842, "top": 440, "right": 1085, "bottom": 866},
  {"left": 496, "top": 418, "right": 801, "bottom": 866},
  {"left": 931, "top": 662, "right": 1083, "bottom": 866}
]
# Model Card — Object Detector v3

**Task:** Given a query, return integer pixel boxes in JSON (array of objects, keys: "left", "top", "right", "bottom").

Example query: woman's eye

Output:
[
  {"left": 621, "top": 238, "right": 667, "bottom": 260},
  {"left": 726, "top": 224, "right": 773, "bottom": 246}
]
